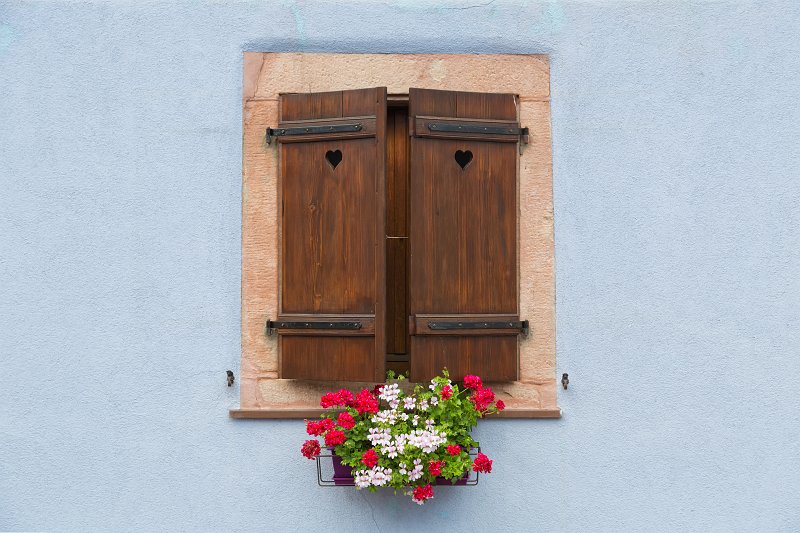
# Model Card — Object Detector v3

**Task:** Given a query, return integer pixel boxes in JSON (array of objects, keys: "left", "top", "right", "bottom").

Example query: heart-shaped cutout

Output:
[
  {"left": 325, "top": 149, "right": 342, "bottom": 169},
  {"left": 454, "top": 149, "right": 473, "bottom": 170}
]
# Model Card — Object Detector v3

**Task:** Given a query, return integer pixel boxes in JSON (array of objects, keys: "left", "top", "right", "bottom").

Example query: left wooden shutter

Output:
[{"left": 275, "top": 88, "right": 387, "bottom": 382}]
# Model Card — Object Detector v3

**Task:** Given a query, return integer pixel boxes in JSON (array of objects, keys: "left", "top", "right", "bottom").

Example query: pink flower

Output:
[
  {"left": 463, "top": 375, "right": 483, "bottom": 390},
  {"left": 428, "top": 460, "right": 444, "bottom": 477},
  {"left": 472, "top": 452, "right": 493, "bottom": 474},
  {"left": 495, "top": 399, "right": 505, "bottom": 411},
  {"left": 440, "top": 385, "right": 453, "bottom": 400},
  {"left": 337, "top": 411, "right": 355, "bottom": 430},
  {"left": 301, "top": 439, "right": 321, "bottom": 459},
  {"left": 446, "top": 445, "right": 461, "bottom": 456},
  {"left": 412, "top": 484, "right": 434, "bottom": 504},
  {"left": 324, "top": 430, "right": 347, "bottom": 447},
  {"left": 361, "top": 449, "right": 379, "bottom": 468}
]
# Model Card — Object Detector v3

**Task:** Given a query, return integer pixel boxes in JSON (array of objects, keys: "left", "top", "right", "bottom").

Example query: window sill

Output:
[{"left": 230, "top": 407, "right": 561, "bottom": 419}]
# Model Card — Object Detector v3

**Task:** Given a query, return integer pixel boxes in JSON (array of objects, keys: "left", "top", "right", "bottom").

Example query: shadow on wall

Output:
[{"left": 241, "top": 38, "right": 555, "bottom": 56}]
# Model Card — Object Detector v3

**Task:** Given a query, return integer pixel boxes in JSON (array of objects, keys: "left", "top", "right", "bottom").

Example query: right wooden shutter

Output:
[{"left": 408, "top": 88, "right": 522, "bottom": 382}]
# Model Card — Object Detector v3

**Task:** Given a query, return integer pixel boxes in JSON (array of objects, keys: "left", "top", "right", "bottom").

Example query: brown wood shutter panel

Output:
[
  {"left": 408, "top": 88, "right": 520, "bottom": 382},
  {"left": 276, "top": 88, "right": 387, "bottom": 382}
]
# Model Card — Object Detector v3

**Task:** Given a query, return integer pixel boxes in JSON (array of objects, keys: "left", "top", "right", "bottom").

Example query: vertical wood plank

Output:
[{"left": 386, "top": 107, "right": 410, "bottom": 357}]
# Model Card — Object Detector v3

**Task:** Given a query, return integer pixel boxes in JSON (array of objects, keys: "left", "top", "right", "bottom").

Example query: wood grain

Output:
[
  {"left": 386, "top": 108, "right": 410, "bottom": 357},
  {"left": 278, "top": 88, "right": 387, "bottom": 382},
  {"left": 408, "top": 88, "right": 520, "bottom": 382}
]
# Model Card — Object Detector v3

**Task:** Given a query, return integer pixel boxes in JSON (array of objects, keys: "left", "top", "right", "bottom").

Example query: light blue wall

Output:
[{"left": 2, "top": 1, "right": 799, "bottom": 531}]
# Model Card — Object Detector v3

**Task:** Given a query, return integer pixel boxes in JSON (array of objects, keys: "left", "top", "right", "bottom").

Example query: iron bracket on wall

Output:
[
  {"left": 266, "top": 319, "right": 363, "bottom": 336},
  {"left": 266, "top": 123, "right": 363, "bottom": 145},
  {"left": 427, "top": 320, "right": 529, "bottom": 337}
]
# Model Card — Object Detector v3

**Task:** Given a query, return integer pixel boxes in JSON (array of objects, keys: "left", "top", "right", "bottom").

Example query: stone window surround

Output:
[{"left": 232, "top": 52, "right": 559, "bottom": 419}]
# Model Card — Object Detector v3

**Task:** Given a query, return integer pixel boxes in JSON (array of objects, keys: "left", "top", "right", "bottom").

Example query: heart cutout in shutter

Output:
[
  {"left": 325, "top": 149, "right": 343, "bottom": 169},
  {"left": 454, "top": 149, "right": 473, "bottom": 170}
]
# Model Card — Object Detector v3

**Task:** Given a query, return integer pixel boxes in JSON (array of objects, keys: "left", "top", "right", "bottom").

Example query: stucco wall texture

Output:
[{"left": 1, "top": 1, "right": 798, "bottom": 532}]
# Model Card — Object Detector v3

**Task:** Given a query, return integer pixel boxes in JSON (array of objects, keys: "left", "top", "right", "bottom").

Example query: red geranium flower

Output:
[
  {"left": 472, "top": 452, "right": 493, "bottom": 474},
  {"left": 320, "top": 389, "right": 355, "bottom": 408},
  {"left": 446, "top": 444, "right": 461, "bottom": 456},
  {"left": 305, "top": 418, "right": 335, "bottom": 436},
  {"left": 463, "top": 375, "right": 482, "bottom": 390},
  {"left": 354, "top": 388, "right": 379, "bottom": 414},
  {"left": 337, "top": 388, "right": 355, "bottom": 407},
  {"left": 337, "top": 411, "right": 355, "bottom": 430},
  {"left": 495, "top": 399, "right": 505, "bottom": 411},
  {"left": 371, "top": 383, "right": 384, "bottom": 397},
  {"left": 361, "top": 448, "right": 379, "bottom": 468},
  {"left": 324, "top": 430, "right": 347, "bottom": 447},
  {"left": 428, "top": 460, "right": 444, "bottom": 477},
  {"left": 301, "top": 439, "right": 321, "bottom": 459},
  {"left": 412, "top": 484, "right": 434, "bottom": 504},
  {"left": 320, "top": 392, "right": 340, "bottom": 408},
  {"left": 469, "top": 386, "right": 495, "bottom": 412},
  {"left": 440, "top": 385, "right": 453, "bottom": 400}
]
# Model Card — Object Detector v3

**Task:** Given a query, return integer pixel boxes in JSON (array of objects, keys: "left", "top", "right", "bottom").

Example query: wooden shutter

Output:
[
  {"left": 408, "top": 88, "right": 522, "bottom": 382},
  {"left": 274, "top": 88, "right": 386, "bottom": 382}
]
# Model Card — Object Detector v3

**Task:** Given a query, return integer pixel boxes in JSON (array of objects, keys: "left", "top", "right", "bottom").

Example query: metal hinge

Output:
[
  {"left": 427, "top": 320, "right": 529, "bottom": 337},
  {"left": 266, "top": 319, "right": 363, "bottom": 336},
  {"left": 265, "top": 123, "right": 363, "bottom": 145},
  {"left": 426, "top": 122, "right": 529, "bottom": 142}
]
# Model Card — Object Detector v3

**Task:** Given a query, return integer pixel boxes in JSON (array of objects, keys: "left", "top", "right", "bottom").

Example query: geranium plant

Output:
[{"left": 300, "top": 370, "right": 504, "bottom": 505}]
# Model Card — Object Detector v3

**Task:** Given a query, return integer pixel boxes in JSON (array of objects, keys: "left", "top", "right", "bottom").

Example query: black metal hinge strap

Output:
[
  {"left": 266, "top": 123, "right": 362, "bottom": 145},
  {"left": 426, "top": 122, "right": 529, "bottom": 141},
  {"left": 266, "top": 320, "right": 362, "bottom": 335},
  {"left": 428, "top": 320, "right": 529, "bottom": 336}
]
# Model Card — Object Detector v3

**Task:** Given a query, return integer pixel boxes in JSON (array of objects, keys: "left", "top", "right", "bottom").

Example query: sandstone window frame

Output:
[{"left": 232, "top": 53, "right": 560, "bottom": 419}]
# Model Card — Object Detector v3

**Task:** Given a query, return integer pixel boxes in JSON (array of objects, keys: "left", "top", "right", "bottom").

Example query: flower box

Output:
[
  {"left": 319, "top": 448, "right": 478, "bottom": 487},
  {"left": 301, "top": 371, "right": 500, "bottom": 504}
]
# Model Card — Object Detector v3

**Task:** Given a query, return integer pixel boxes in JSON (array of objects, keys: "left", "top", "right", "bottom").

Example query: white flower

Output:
[
  {"left": 403, "top": 397, "right": 416, "bottom": 410},
  {"left": 380, "top": 444, "right": 398, "bottom": 459},
  {"left": 367, "top": 427, "right": 392, "bottom": 447},
  {"left": 430, "top": 396, "right": 439, "bottom": 406},
  {"left": 408, "top": 459, "right": 424, "bottom": 481},
  {"left": 418, "top": 400, "right": 429, "bottom": 411},
  {"left": 379, "top": 383, "right": 400, "bottom": 403},
  {"left": 402, "top": 427, "right": 447, "bottom": 453},
  {"left": 372, "top": 409, "right": 399, "bottom": 426},
  {"left": 354, "top": 466, "right": 394, "bottom": 488}
]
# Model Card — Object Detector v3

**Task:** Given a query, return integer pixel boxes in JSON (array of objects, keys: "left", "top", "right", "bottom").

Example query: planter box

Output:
[{"left": 322, "top": 449, "right": 475, "bottom": 486}]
